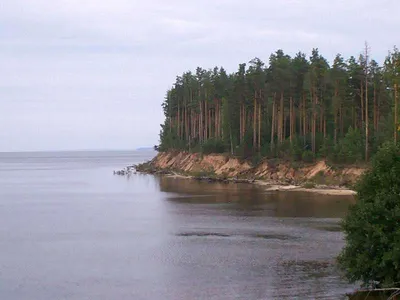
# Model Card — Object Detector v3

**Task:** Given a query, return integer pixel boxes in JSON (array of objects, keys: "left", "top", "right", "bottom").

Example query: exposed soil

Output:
[{"left": 135, "top": 151, "right": 366, "bottom": 196}]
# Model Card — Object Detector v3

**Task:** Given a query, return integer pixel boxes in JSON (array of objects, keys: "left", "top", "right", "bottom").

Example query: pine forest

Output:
[{"left": 158, "top": 45, "right": 400, "bottom": 164}]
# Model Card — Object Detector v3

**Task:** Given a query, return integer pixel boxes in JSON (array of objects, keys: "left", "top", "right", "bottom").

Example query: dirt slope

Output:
[{"left": 149, "top": 151, "right": 365, "bottom": 186}]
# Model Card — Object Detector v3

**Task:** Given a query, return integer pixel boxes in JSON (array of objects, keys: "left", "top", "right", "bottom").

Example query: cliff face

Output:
[{"left": 149, "top": 151, "right": 365, "bottom": 186}]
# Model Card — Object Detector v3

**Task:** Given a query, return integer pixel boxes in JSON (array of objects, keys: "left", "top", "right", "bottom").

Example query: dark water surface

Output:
[{"left": 0, "top": 151, "right": 355, "bottom": 299}]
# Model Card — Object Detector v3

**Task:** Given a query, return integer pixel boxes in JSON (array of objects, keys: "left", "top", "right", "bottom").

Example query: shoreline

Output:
[
  {"left": 166, "top": 173, "right": 357, "bottom": 196},
  {"left": 115, "top": 151, "right": 362, "bottom": 197},
  {"left": 117, "top": 165, "right": 356, "bottom": 197}
]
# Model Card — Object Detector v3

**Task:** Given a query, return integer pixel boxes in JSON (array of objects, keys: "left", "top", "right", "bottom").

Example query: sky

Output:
[{"left": 0, "top": 0, "right": 398, "bottom": 151}]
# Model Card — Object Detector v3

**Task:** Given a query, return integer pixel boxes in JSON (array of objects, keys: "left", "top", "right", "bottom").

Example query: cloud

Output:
[{"left": 0, "top": 0, "right": 399, "bottom": 151}]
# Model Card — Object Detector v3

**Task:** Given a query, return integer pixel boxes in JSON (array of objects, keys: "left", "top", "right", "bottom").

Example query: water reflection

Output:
[
  {"left": 0, "top": 150, "right": 357, "bottom": 300},
  {"left": 151, "top": 175, "right": 356, "bottom": 299},
  {"left": 157, "top": 176, "right": 355, "bottom": 218}
]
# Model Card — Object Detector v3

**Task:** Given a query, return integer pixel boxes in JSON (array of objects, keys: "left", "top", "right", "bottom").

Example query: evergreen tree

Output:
[{"left": 158, "top": 46, "right": 400, "bottom": 163}]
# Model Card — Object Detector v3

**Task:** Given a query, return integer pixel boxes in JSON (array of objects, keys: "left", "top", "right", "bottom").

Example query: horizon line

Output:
[{"left": 0, "top": 147, "right": 156, "bottom": 154}]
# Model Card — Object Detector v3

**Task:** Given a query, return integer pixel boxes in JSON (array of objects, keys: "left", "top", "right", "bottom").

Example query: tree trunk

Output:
[
  {"left": 243, "top": 104, "right": 245, "bottom": 144},
  {"left": 299, "top": 100, "right": 304, "bottom": 136},
  {"left": 394, "top": 84, "right": 397, "bottom": 143},
  {"left": 193, "top": 108, "right": 195, "bottom": 141},
  {"left": 220, "top": 100, "right": 223, "bottom": 138},
  {"left": 365, "top": 71, "right": 369, "bottom": 161},
  {"left": 220, "top": 100, "right": 223, "bottom": 139},
  {"left": 188, "top": 94, "right": 191, "bottom": 140},
  {"left": 216, "top": 100, "right": 219, "bottom": 139},
  {"left": 293, "top": 97, "right": 296, "bottom": 142},
  {"left": 178, "top": 103, "right": 181, "bottom": 139},
  {"left": 253, "top": 92, "right": 257, "bottom": 149},
  {"left": 240, "top": 104, "right": 243, "bottom": 144},
  {"left": 230, "top": 126, "right": 233, "bottom": 155},
  {"left": 311, "top": 89, "right": 314, "bottom": 153},
  {"left": 209, "top": 108, "right": 212, "bottom": 139},
  {"left": 241, "top": 104, "right": 243, "bottom": 144},
  {"left": 239, "top": 104, "right": 242, "bottom": 144},
  {"left": 218, "top": 100, "right": 221, "bottom": 139},
  {"left": 334, "top": 84, "right": 338, "bottom": 145},
  {"left": 199, "top": 100, "right": 202, "bottom": 143},
  {"left": 214, "top": 100, "right": 217, "bottom": 139},
  {"left": 360, "top": 81, "right": 364, "bottom": 126},
  {"left": 271, "top": 97, "right": 275, "bottom": 153},
  {"left": 377, "top": 87, "right": 380, "bottom": 133},
  {"left": 218, "top": 100, "right": 220, "bottom": 138},
  {"left": 189, "top": 109, "right": 192, "bottom": 140},
  {"left": 373, "top": 83, "right": 377, "bottom": 134},
  {"left": 303, "top": 93, "right": 306, "bottom": 145},
  {"left": 184, "top": 105, "right": 187, "bottom": 141},
  {"left": 280, "top": 91, "right": 284, "bottom": 144},
  {"left": 340, "top": 104, "right": 343, "bottom": 138},
  {"left": 205, "top": 100, "right": 208, "bottom": 141},
  {"left": 196, "top": 112, "right": 199, "bottom": 140},
  {"left": 312, "top": 90, "right": 317, "bottom": 154},
  {"left": 283, "top": 113, "right": 287, "bottom": 145},
  {"left": 289, "top": 96, "right": 293, "bottom": 144},
  {"left": 320, "top": 107, "right": 323, "bottom": 133},
  {"left": 258, "top": 101, "right": 261, "bottom": 150}
]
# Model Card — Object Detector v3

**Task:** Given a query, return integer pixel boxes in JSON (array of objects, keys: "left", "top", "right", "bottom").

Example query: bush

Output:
[
  {"left": 335, "top": 127, "right": 363, "bottom": 163},
  {"left": 260, "top": 143, "right": 270, "bottom": 157},
  {"left": 235, "top": 131, "right": 255, "bottom": 158},
  {"left": 158, "top": 128, "right": 187, "bottom": 151},
  {"left": 302, "top": 182, "right": 316, "bottom": 189},
  {"left": 290, "top": 137, "right": 304, "bottom": 161},
  {"left": 318, "top": 137, "right": 334, "bottom": 159},
  {"left": 338, "top": 142, "right": 400, "bottom": 288},
  {"left": 251, "top": 153, "right": 263, "bottom": 166},
  {"left": 201, "top": 138, "right": 226, "bottom": 154},
  {"left": 302, "top": 150, "right": 315, "bottom": 163}
]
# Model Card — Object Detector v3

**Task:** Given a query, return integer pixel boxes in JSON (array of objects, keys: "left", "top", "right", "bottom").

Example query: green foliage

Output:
[
  {"left": 277, "top": 139, "right": 292, "bottom": 158},
  {"left": 290, "top": 136, "right": 304, "bottom": 161},
  {"left": 260, "top": 142, "right": 271, "bottom": 157},
  {"left": 302, "top": 150, "right": 315, "bottom": 163},
  {"left": 338, "top": 142, "right": 400, "bottom": 287},
  {"left": 318, "top": 137, "right": 334, "bottom": 159},
  {"left": 201, "top": 138, "right": 226, "bottom": 154},
  {"left": 158, "top": 47, "right": 400, "bottom": 164},
  {"left": 335, "top": 127, "right": 363, "bottom": 163},
  {"left": 302, "top": 182, "right": 316, "bottom": 189},
  {"left": 158, "top": 127, "right": 186, "bottom": 151},
  {"left": 251, "top": 153, "right": 263, "bottom": 166},
  {"left": 235, "top": 131, "right": 255, "bottom": 158}
]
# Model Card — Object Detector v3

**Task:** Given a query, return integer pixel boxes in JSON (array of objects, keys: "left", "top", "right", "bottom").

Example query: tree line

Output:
[{"left": 158, "top": 45, "right": 400, "bottom": 163}]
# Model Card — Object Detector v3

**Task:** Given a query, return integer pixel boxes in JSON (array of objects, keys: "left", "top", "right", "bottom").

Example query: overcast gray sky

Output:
[{"left": 0, "top": 0, "right": 398, "bottom": 151}]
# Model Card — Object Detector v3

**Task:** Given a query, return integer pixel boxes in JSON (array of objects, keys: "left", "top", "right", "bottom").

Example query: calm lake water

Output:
[{"left": 0, "top": 150, "right": 356, "bottom": 299}]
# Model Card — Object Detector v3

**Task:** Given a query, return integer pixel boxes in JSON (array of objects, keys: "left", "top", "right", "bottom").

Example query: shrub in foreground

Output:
[{"left": 338, "top": 142, "right": 400, "bottom": 288}]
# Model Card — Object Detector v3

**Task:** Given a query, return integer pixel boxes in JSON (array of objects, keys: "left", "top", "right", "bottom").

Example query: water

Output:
[{"left": 0, "top": 150, "right": 355, "bottom": 299}]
